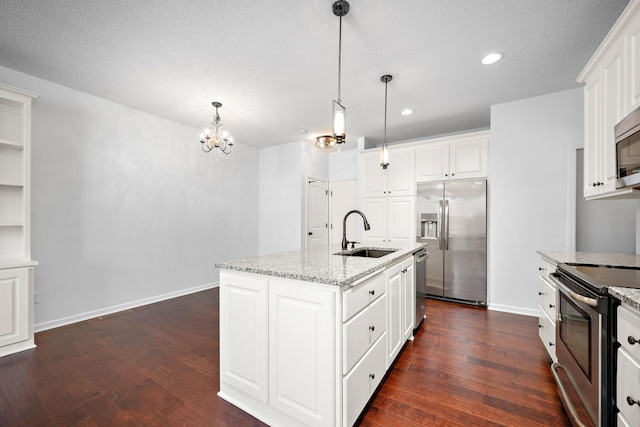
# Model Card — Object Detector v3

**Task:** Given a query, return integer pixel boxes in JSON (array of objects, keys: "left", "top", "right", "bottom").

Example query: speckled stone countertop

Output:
[
  {"left": 538, "top": 250, "right": 640, "bottom": 311},
  {"left": 216, "top": 243, "right": 427, "bottom": 286}
]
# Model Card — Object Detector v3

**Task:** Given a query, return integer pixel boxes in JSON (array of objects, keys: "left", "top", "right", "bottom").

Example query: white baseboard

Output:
[
  {"left": 34, "top": 282, "right": 219, "bottom": 333},
  {"left": 488, "top": 303, "right": 538, "bottom": 317}
]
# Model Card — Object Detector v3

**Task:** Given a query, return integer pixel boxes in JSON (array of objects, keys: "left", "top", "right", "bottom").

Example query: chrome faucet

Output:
[{"left": 342, "top": 210, "right": 371, "bottom": 250}]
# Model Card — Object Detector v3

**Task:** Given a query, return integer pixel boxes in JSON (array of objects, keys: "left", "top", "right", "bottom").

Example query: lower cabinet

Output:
[
  {"left": 537, "top": 255, "right": 557, "bottom": 362},
  {"left": 219, "top": 255, "right": 416, "bottom": 427},
  {"left": 386, "top": 256, "right": 415, "bottom": 365},
  {"left": 616, "top": 304, "right": 640, "bottom": 427},
  {"left": 0, "top": 266, "right": 35, "bottom": 357}
]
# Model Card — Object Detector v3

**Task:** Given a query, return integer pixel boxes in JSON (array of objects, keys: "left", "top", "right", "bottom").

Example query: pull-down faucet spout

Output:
[{"left": 342, "top": 210, "right": 371, "bottom": 250}]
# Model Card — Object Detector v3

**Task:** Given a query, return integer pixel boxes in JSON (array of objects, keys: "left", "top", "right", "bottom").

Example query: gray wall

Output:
[
  {"left": 0, "top": 65, "right": 260, "bottom": 330},
  {"left": 489, "top": 88, "right": 583, "bottom": 316},
  {"left": 575, "top": 149, "right": 636, "bottom": 253}
]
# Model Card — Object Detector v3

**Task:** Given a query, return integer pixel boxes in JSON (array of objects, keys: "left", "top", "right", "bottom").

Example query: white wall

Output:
[
  {"left": 489, "top": 88, "right": 583, "bottom": 316},
  {"left": 0, "top": 66, "right": 259, "bottom": 330}
]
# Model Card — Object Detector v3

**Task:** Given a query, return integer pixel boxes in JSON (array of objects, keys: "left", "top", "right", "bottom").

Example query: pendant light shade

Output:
[{"left": 380, "top": 74, "right": 392, "bottom": 169}]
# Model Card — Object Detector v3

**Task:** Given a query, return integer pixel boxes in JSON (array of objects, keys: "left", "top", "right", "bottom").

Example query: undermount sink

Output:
[{"left": 337, "top": 248, "right": 398, "bottom": 258}]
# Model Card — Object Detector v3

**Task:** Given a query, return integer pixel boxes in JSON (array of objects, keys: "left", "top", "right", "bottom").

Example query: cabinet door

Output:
[
  {"left": 361, "top": 197, "right": 387, "bottom": 243},
  {"left": 402, "top": 258, "right": 415, "bottom": 340},
  {"left": 583, "top": 76, "right": 601, "bottom": 198},
  {"left": 387, "top": 196, "right": 415, "bottom": 245},
  {"left": 450, "top": 137, "right": 488, "bottom": 180},
  {"left": 0, "top": 268, "right": 29, "bottom": 349},
  {"left": 361, "top": 152, "right": 387, "bottom": 197},
  {"left": 601, "top": 38, "right": 626, "bottom": 193},
  {"left": 219, "top": 273, "right": 268, "bottom": 402},
  {"left": 387, "top": 148, "right": 415, "bottom": 196},
  {"left": 386, "top": 262, "right": 403, "bottom": 366},
  {"left": 269, "top": 281, "right": 335, "bottom": 427},
  {"left": 416, "top": 142, "right": 449, "bottom": 182},
  {"left": 627, "top": 13, "right": 640, "bottom": 111}
]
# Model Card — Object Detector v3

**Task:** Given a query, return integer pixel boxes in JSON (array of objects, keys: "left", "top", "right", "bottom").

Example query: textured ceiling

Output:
[{"left": 0, "top": 0, "right": 631, "bottom": 149}]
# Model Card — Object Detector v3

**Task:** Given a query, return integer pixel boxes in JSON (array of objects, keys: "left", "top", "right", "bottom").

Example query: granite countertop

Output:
[
  {"left": 538, "top": 250, "right": 640, "bottom": 311},
  {"left": 215, "top": 242, "right": 427, "bottom": 286}
]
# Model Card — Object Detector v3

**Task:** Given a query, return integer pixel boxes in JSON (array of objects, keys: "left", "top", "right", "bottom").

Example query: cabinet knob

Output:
[
  {"left": 627, "top": 396, "right": 640, "bottom": 407},
  {"left": 369, "top": 290, "right": 375, "bottom": 296},
  {"left": 451, "top": 173, "right": 455, "bottom": 176},
  {"left": 369, "top": 325, "right": 375, "bottom": 332},
  {"left": 445, "top": 174, "right": 448, "bottom": 177},
  {"left": 538, "top": 267, "right": 544, "bottom": 271},
  {"left": 369, "top": 373, "right": 375, "bottom": 380},
  {"left": 549, "top": 342, "right": 554, "bottom": 347},
  {"left": 549, "top": 304, "right": 555, "bottom": 309},
  {"left": 628, "top": 336, "right": 640, "bottom": 345},
  {"left": 539, "top": 324, "right": 543, "bottom": 328},
  {"left": 539, "top": 291, "right": 544, "bottom": 296},
  {"left": 592, "top": 182, "right": 597, "bottom": 187}
]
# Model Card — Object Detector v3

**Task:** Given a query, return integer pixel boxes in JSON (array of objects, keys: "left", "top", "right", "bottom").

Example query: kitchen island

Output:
[{"left": 215, "top": 243, "right": 425, "bottom": 427}]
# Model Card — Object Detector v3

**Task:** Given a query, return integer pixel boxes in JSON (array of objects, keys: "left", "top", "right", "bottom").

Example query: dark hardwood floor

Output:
[{"left": 0, "top": 289, "right": 570, "bottom": 426}]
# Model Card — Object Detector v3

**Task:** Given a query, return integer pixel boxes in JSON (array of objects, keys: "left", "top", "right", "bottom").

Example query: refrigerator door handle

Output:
[
  {"left": 438, "top": 200, "right": 444, "bottom": 250},
  {"left": 443, "top": 199, "right": 450, "bottom": 251}
]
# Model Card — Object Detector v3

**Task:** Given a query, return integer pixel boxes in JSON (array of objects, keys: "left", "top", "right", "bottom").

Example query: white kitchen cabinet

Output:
[
  {"left": 0, "top": 83, "right": 38, "bottom": 358},
  {"left": 268, "top": 280, "right": 335, "bottom": 427},
  {"left": 578, "top": 1, "right": 640, "bottom": 200},
  {"left": 361, "top": 147, "right": 415, "bottom": 197},
  {"left": 537, "top": 255, "right": 557, "bottom": 363},
  {"left": 415, "top": 131, "right": 488, "bottom": 182},
  {"left": 626, "top": 8, "right": 640, "bottom": 111},
  {"left": 616, "top": 304, "right": 640, "bottom": 427},
  {"left": 219, "top": 273, "right": 269, "bottom": 403},
  {"left": 386, "top": 256, "right": 414, "bottom": 366},
  {"left": 361, "top": 196, "right": 415, "bottom": 245}
]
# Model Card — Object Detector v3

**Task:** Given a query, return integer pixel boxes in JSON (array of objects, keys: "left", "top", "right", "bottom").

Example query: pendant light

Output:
[
  {"left": 380, "top": 75, "right": 392, "bottom": 169},
  {"left": 315, "top": 0, "right": 349, "bottom": 149}
]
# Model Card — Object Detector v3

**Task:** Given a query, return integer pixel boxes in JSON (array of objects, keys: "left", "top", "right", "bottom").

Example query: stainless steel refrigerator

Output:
[{"left": 416, "top": 179, "right": 487, "bottom": 305}]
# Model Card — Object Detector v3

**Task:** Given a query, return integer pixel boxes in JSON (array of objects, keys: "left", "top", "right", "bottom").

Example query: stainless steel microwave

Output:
[{"left": 616, "top": 106, "right": 640, "bottom": 189}]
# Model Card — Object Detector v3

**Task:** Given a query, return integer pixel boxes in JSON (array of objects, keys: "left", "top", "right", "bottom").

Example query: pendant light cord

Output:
[
  {"left": 337, "top": 15, "right": 342, "bottom": 104},
  {"left": 383, "top": 80, "right": 388, "bottom": 146}
]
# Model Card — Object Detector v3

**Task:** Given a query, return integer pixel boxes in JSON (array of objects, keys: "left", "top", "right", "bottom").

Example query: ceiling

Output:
[{"left": 0, "top": 0, "right": 631, "bottom": 149}]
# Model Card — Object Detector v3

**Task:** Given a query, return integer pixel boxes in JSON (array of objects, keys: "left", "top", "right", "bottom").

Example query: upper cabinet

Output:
[
  {"left": 578, "top": 0, "right": 640, "bottom": 199},
  {"left": 361, "top": 147, "right": 415, "bottom": 197},
  {"left": 415, "top": 131, "right": 489, "bottom": 182}
]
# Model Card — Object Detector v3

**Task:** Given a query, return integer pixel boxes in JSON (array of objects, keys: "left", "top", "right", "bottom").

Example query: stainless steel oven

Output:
[{"left": 549, "top": 266, "right": 613, "bottom": 427}]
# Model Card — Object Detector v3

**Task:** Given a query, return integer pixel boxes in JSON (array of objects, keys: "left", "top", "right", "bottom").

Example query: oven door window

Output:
[{"left": 559, "top": 292, "right": 592, "bottom": 380}]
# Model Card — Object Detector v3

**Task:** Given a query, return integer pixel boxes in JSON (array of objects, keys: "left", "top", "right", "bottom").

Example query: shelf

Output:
[{"left": 0, "top": 139, "right": 23, "bottom": 150}]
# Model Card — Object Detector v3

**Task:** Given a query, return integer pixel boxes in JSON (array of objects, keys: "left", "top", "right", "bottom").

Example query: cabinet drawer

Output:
[
  {"left": 617, "top": 348, "right": 640, "bottom": 427},
  {"left": 342, "top": 271, "right": 385, "bottom": 322},
  {"left": 618, "top": 305, "right": 640, "bottom": 360},
  {"left": 538, "top": 276, "right": 557, "bottom": 321},
  {"left": 343, "top": 295, "right": 386, "bottom": 373},
  {"left": 343, "top": 333, "right": 386, "bottom": 427},
  {"left": 538, "top": 307, "right": 556, "bottom": 362},
  {"left": 538, "top": 258, "right": 556, "bottom": 276}
]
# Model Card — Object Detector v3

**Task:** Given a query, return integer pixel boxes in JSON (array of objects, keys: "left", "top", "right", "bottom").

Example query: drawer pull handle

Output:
[
  {"left": 369, "top": 290, "right": 375, "bottom": 296},
  {"left": 627, "top": 396, "right": 640, "bottom": 407},
  {"left": 369, "top": 325, "right": 375, "bottom": 332},
  {"left": 369, "top": 373, "right": 375, "bottom": 380},
  {"left": 628, "top": 336, "right": 640, "bottom": 345}
]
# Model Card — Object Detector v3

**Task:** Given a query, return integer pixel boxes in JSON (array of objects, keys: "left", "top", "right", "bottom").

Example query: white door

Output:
[
  {"left": 330, "top": 180, "right": 358, "bottom": 246},
  {"left": 306, "top": 179, "right": 328, "bottom": 248}
]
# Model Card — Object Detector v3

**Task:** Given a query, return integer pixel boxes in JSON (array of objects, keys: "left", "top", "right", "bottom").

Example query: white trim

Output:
[
  {"left": 34, "top": 282, "right": 219, "bottom": 332},
  {"left": 488, "top": 303, "right": 538, "bottom": 318}
]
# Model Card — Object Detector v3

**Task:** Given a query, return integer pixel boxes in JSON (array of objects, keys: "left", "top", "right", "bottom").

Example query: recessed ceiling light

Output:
[
  {"left": 401, "top": 109, "right": 414, "bottom": 116},
  {"left": 481, "top": 53, "right": 502, "bottom": 65}
]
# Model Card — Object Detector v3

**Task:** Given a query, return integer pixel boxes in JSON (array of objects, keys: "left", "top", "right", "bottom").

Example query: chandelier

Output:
[
  {"left": 315, "top": 0, "right": 350, "bottom": 149},
  {"left": 200, "top": 101, "right": 233, "bottom": 154},
  {"left": 380, "top": 75, "right": 392, "bottom": 169}
]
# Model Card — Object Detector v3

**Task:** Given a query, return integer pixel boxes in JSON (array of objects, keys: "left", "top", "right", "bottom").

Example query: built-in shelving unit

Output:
[{"left": 0, "top": 83, "right": 39, "bottom": 358}]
